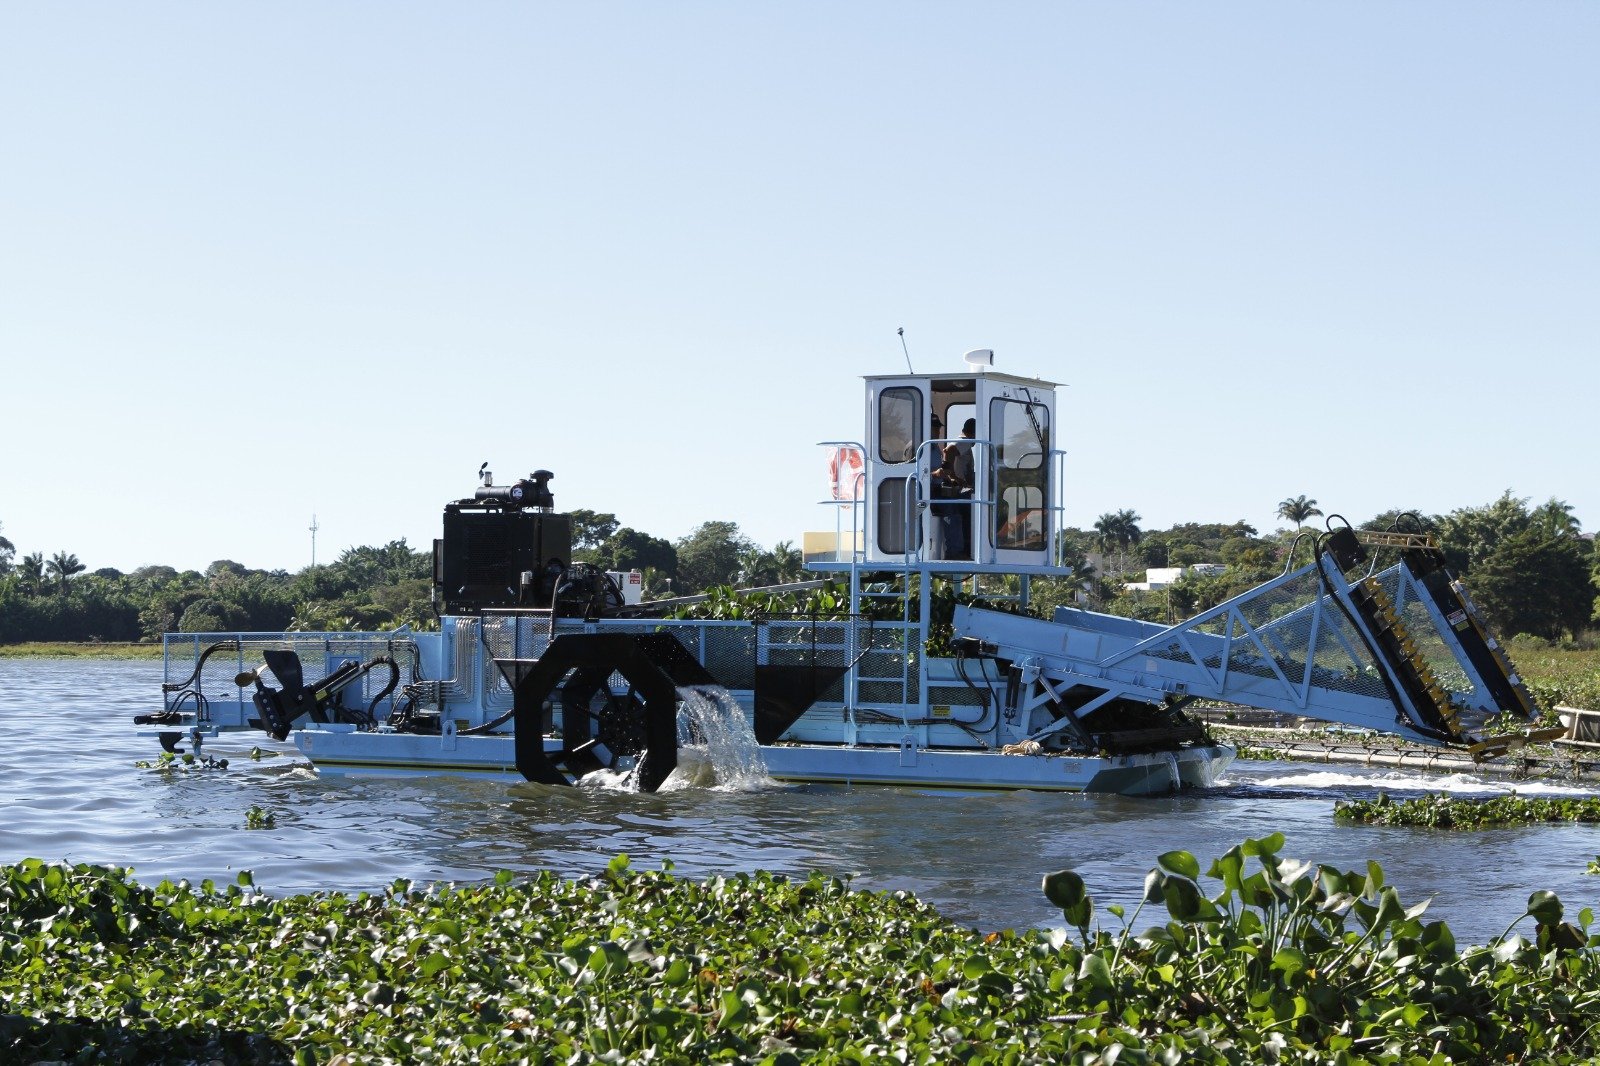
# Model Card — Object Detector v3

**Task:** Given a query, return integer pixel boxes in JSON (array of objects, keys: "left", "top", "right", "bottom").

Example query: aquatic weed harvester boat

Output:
[{"left": 137, "top": 354, "right": 1557, "bottom": 794}]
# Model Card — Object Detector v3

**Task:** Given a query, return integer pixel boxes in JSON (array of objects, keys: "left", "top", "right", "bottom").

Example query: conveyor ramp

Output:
[{"left": 953, "top": 527, "right": 1556, "bottom": 756}]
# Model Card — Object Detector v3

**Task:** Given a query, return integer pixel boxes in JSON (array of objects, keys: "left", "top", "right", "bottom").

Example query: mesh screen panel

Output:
[
  {"left": 1134, "top": 568, "right": 1392, "bottom": 702},
  {"left": 1370, "top": 565, "right": 1479, "bottom": 701},
  {"left": 163, "top": 632, "right": 419, "bottom": 718}
]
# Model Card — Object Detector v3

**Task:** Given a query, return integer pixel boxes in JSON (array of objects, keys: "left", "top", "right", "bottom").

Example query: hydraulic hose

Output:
[
  {"left": 359, "top": 655, "right": 401, "bottom": 727},
  {"left": 138, "top": 639, "right": 240, "bottom": 725}
]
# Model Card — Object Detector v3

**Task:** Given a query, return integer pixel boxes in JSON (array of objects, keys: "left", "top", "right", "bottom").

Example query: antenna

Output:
[
  {"left": 309, "top": 514, "right": 319, "bottom": 569},
  {"left": 898, "top": 327, "right": 914, "bottom": 374}
]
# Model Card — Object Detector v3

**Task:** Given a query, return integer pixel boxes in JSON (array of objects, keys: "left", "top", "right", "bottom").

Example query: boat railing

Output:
[
  {"left": 907, "top": 436, "right": 994, "bottom": 566},
  {"left": 815, "top": 440, "right": 867, "bottom": 566},
  {"left": 160, "top": 628, "right": 418, "bottom": 729},
  {"left": 1047, "top": 447, "right": 1066, "bottom": 569},
  {"left": 909, "top": 439, "right": 1073, "bottom": 571},
  {"left": 480, "top": 614, "right": 765, "bottom": 698}
]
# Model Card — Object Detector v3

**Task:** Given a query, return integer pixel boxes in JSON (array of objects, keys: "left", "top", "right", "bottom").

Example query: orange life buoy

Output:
[{"left": 828, "top": 445, "right": 865, "bottom": 503}]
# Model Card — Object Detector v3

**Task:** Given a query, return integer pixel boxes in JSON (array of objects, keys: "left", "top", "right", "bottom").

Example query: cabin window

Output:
[
  {"left": 989, "top": 399, "right": 1050, "bottom": 551},
  {"left": 941, "top": 402, "right": 975, "bottom": 444},
  {"left": 876, "top": 476, "right": 920, "bottom": 555},
  {"left": 877, "top": 388, "right": 923, "bottom": 464}
]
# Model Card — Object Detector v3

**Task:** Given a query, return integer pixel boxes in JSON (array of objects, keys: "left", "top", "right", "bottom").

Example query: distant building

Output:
[{"left": 1124, "top": 562, "right": 1225, "bottom": 592}]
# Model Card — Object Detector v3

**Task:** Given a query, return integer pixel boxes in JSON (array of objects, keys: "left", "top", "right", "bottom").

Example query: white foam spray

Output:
[
  {"left": 1249, "top": 768, "right": 1598, "bottom": 797},
  {"left": 665, "top": 685, "right": 772, "bottom": 792}
]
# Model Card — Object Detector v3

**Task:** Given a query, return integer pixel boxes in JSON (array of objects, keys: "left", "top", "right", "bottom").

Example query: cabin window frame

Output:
[
  {"left": 876, "top": 387, "right": 923, "bottom": 465},
  {"left": 988, "top": 398, "right": 1050, "bottom": 552},
  {"left": 875, "top": 476, "right": 920, "bottom": 555}
]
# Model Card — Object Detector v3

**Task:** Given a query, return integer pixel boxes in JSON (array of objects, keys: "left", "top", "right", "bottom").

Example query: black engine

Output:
[{"left": 432, "top": 464, "right": 628, "bottom": 620}]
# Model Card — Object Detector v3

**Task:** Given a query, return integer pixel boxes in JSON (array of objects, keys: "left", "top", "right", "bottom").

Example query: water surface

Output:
[{"left": 2, "top": 658, "right": 1597, "bottom": 944}]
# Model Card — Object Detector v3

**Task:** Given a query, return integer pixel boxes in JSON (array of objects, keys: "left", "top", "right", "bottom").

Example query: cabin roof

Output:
[{"left": 860, "top": 370, "right": 1062, "bottom": 389}]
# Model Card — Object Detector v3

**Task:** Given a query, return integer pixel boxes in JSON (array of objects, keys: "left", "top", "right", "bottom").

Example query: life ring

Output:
[{"left": 828, "top": 445, "right": 865, "bottom": 502}]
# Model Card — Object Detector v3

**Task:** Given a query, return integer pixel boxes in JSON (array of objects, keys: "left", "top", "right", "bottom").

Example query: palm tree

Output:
[
  {"left": 1092, "top": 513, "right": 1119, "bottom": 558},
  {"left": 737, "top": 541, "right": 805, "bottom": 588},
  {"left": 737, "top": 546, "right": 775, "bottom": 588},
  {"left": 1116, "top": 509, "right": 1143, "bottom": 560},
  {"left": 45, "top": 550, "right": 86, "bottom": 594},
  {"left": 1276, "top": 495, "right": 1323, "bottom": 527},
  {"left": 18, "top": 552, "right": 45, "bottom": 595},
  {"left": 1093, "top": 509, "right": 1143, "bottom": 575},
  {"left": 1530, "top": 497, "right": 1581, "bottom": 539},
  {"left": 0, "top": 521, "right": 13, "bottom": 575},
  {"left": 769, "top": 540, "right": 805, "bottom": 584}
]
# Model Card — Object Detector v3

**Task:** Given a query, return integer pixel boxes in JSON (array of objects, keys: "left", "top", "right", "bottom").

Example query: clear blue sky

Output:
[{"left": 2, "top": 3, "right": 1595, "bottom": 573}]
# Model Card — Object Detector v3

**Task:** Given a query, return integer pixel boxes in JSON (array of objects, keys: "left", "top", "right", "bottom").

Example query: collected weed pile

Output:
[{"left": 4, "top": 839, "right": 1600, "bottom": 1064}]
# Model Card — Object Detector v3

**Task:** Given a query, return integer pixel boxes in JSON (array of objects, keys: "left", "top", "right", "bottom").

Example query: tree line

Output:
[
  {"left": 0, "top": 515, "right": 803, "bottom": 643},
  {"left": 0, "top": 490, "right": 1594, "bottom": 644}
]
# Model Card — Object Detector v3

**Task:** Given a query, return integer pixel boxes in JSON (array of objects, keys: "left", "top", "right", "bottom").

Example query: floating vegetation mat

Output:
[
  {"left": 1337, "top": 791, "right": 1600, "bottom": 828},
  {"left": 5, "top": 840, "right": 1600, "bottom": 1063}
]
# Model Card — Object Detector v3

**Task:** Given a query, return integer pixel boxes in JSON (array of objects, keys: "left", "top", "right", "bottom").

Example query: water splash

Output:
[
  {"left": 1161, "top": 752, "right": 1180, "bottom": 793},
  {"left": 1248, "top": 768, "right": 1598, "bottom": 797},
  {"left": 665, "top": 685, "right": 772, "bottom": 792},
  {"left": 566, "top": 686, "right": 771, "bottom": 793},
  {"left": 576, "top": 767, "right": 638, "bottom": 792}
]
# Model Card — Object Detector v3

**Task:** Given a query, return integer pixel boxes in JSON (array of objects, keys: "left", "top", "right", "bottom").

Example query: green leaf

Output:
[
  {"left": 1207, "top": 846, "right": 1244, "bottom": 893},
  {"left": 1242, "top": 832, "right": 1285, "bottom": 857},
  {"left": 1161, "top": 877, "right": 1202, "bottom": 922},
  {"left": 1420, "top": 920, "right": 1457, "bottom": 959},
  {"left": 720, "top": 990, "right": 750, "bottom": 1026},
  {"left": 1271, "top": 947, "right": 1309, "bottom": 979},
  {"left": 1157, "top": 851, "right": 1200, "bottom": 880},
  {"left": 428, "top": 919, "right": 463, "bottom": 942},
  {"left": 1371, "top": 887, "right": 1405, "bottom": 931},
  {"left": 588, "top": 943, "right": 629, "bottom": 976},
  {"left": 1076, "top": 953, "right": 1112, "bottom": 992},
  {"left": 1527, "top": 890, "right": 1563, "bottom": 926},
  {"left": 1364, "top": 860, "right": 1385, "bottom": 895},
  {"left": 1042, "top": 869, "right": 1085, "bottom": 910}
]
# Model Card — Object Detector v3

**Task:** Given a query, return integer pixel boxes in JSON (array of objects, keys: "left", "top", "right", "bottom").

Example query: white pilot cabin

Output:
[{"left": 812, "top": 355, "right": 1068, "bottom": 577}]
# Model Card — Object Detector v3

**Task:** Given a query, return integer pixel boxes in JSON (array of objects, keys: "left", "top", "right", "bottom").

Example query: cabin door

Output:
[
  {"left": 974, "top": 379, "right": 1054, "bottom": 566},
  {"left": 863, "top": 380, "right": 929, "bottom": 562}
]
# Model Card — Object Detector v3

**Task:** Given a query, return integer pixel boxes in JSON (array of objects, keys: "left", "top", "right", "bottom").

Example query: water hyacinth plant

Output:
[
  {"left": 2, "top": 842, "right": 1600, "bottom": 1063},
  {"left": 132, "top": 750, "right": 230, "bottom": 773},
  {"left": 243, "top": 805, "right": 278, "bottom": 830},
  {"left": 1336, "top": 791, "right": 1600, "bottom": 828}
]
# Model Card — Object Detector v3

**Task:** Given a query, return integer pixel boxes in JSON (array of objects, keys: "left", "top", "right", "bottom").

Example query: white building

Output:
[{"left": 1124, "top": 562, "right": 1225, "bottom": 592}]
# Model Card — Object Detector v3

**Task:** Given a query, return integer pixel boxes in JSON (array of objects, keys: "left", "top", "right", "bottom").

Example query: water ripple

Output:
[{"left": 3, "top": 659, "right": 1600, "bottom": 942}]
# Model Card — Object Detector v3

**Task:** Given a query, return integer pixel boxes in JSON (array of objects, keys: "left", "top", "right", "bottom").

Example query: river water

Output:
[{"left": 4, "top": 658, "right": 1599, "bottom": 945}]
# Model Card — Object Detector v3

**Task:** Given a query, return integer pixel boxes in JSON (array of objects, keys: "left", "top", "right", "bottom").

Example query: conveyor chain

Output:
[{"left": 1347, "top": 578, "right": 1465, "bottom": 741}]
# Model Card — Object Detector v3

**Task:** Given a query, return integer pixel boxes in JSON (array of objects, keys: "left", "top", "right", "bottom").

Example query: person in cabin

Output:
[
  {"left": 952, "top": 419, "right": 977, "bottom": 556},
  {"left": 931, "top": 443, "right": 968, "bottom": 560},
  {"left": 953, "top": 418, "right": 977, "bottom": 486}
]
